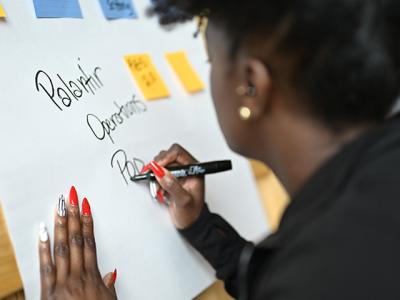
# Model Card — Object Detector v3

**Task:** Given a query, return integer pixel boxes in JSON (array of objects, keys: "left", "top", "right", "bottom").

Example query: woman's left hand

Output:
[{"left": 38, "top": 186, "right": 117, "bottom": 300}]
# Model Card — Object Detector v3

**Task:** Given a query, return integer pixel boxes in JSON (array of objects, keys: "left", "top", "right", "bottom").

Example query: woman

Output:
[{"left": 38, "top": 1, "right": 400, "bottom": 299}]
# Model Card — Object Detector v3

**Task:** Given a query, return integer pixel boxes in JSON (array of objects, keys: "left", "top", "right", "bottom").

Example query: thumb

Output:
[{"left": 103, "top": 269, "right": 117, "bottom": 293}]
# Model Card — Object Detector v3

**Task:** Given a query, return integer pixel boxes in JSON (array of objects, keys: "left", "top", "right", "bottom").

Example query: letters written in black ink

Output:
[
  {"left": 86, "top": 95, "right": 147, "bottom": 144},
  {"left": 35, "top": 58, "right": 103, "bottom": 111},
  {"left": 107, "top": 0, "right": 131, "bottom": 11},
  {"left": 111, "top": 149, "right": 144, "bottom": 185}
]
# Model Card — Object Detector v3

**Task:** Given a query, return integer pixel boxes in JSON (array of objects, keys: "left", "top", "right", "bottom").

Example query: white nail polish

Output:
[
  {"left": 39, "top": 222, "right": 48, "bottom": 242},
  {"left": 149, "top": 180, "right": 158, "bottom": 200},
  {"left": 57, "top": 195, "right": 66, "bottom": 217}
]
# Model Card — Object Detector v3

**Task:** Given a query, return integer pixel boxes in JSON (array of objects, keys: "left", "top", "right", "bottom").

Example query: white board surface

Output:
[{"left": 0, "top": 1, "right": 269, "bottom": 299}]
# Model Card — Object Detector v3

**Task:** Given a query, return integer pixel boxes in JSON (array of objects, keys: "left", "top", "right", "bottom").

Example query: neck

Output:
[{"left": 257, "top": 113, "right": 374, "bottom": 196}]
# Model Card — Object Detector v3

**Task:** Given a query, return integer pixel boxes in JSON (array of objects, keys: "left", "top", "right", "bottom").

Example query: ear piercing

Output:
[
  {"left": 238, "top": 106, "right": 252, "bottom": 121},
  {"left": 236, "top": 85, "right": 256, "bottom": 97},
  {"left": 236, "top": 84, "right": 256, "bottom": 121}
]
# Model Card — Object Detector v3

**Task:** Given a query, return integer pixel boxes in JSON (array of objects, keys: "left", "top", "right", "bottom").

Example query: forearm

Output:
[{"left": 179, "top": 204, "right": 252, "bottom": 297}]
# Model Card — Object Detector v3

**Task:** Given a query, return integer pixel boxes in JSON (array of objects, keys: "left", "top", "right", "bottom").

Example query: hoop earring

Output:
[{"left": 238, "top": 106, "right": 252, "bottom": 121}]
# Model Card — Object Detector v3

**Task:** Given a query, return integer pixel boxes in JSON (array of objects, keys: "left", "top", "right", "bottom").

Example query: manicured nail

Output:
[
  {"left": 82, "top": 197, "right": 92, "bottom": 216},
  {"left": 156, "top": 190, "right": 164, "bottom": 204},
  {"left": 150, "top": 161, "right": 165, "bottom": 178},
  {"left": 140, "top": 164, "right": 151, "bottom": 174},
  {"left": 69, "top": 186, "right": 79, "bottom": 207},
  {"left": 112, "top": 268, "right": 117, "bottom": 283},
  {"left": 149, "top": 181, "right": 158, "bottom": 199},
  {"left": 39, "top": 222, "right": 48, "bottom": 242},
  {"left": 57, "top": 195, "right": 66, "bottom": 217}
]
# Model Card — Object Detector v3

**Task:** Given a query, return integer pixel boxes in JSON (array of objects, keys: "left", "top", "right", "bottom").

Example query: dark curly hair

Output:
[{"left": 149, "top": 0, "right": 400, "bottom": 131}]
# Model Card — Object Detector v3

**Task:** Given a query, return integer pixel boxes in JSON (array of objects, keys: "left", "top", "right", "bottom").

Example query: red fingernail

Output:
[
  {"left": 112, "top": 268, "right": 117, "bottom": 283},
  {"left": 69, "top": 186, "right": 79, "bottom": 206},
  {"left": 140, "top": 163, "right": 151, "bottom": 174},
  {"left": 82, "top": 197, "right": 91, "bottom": 216},
  {"left": 156, "top": 190, "right": 164, "bottom": 204},
  {"left": 150, "top": 161, "right": 165, "bottom": 178}
]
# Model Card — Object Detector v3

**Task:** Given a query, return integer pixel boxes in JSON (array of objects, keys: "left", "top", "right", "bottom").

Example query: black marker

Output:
[{"left": 130, "top": 160, "right": 232, "bottom": 182}]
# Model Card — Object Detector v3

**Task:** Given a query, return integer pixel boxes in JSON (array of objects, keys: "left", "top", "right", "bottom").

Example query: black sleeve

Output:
[{"left": 179, "top": 204, "right": 252, "bottom": 298}]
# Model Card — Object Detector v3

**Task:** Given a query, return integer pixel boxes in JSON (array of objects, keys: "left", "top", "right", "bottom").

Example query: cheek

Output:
[{"left": 210, "top": 65, "right": 243, "bottom": 153}]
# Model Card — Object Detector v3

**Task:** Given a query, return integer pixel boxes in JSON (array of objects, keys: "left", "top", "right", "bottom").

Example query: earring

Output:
[
  {"left": 236, "top": 85, "right": 257, "bottom": 96},
  {"left": 238, "top": 106, "right": 252, "bottom": 121}
]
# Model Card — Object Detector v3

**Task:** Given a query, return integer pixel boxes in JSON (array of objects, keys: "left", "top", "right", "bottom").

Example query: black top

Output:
[{"left": 180, "top": 115, "right": 400, "bottom": 300}]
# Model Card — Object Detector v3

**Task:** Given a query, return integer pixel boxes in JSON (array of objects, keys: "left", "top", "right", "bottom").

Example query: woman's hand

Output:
[
  {"left": 38, "top": 186, "right": 117, "bottom": 300},
  {"left": 145, "top": 144, "right": 205, "bottom": 229}
]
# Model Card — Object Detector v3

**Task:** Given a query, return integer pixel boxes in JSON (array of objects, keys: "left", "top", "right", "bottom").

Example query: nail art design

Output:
[
  {"left": 149, "top": 180, "right": 158, "bottom": 200},
  {"left": 39, "top": 222, "right": 48, "bottom": 242},
  {"left": 69, "top": 186, "right": 79, "bottom": 206},
  {"left": 112, "top": 268, "right": 117, "bottom": 283},
  {"left": 57, "top": 195, "right": 66, "bottom": 217},
  {"left": 150, "top": 161, "right": 165, "bottom": 178},
  {"left": 82, "top": 197, "right": 91, "bottom": 216}
]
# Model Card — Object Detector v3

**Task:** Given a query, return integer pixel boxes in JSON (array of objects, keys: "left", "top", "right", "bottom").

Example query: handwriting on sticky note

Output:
[
  {"left": 124, "top": 54, "right": 170, "bottom": 100},
  {"left": 0, "top": 4, "right": 6, "bottom": 17},
  {"left": 33, "top": 0, "right": 83, "bottom": 18},
  {"left": 166, "top": 51, "right": 205, "bottom": 93},
  {"left": 98, "top": 0, "right": 137, "bottom": 19}
]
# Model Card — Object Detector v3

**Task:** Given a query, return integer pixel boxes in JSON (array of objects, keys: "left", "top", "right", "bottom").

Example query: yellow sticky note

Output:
[
  {"left": 166, "top": 51, "right": 205, "bottom": 93},
  {"left": 0, "top": 4, "right": 6, "bottom": 17},
  {"left": 124, "top": 54, "right": 170, "bottom": 100}
]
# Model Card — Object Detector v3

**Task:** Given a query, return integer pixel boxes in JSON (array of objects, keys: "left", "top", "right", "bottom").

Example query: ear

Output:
[{"left": 237, "top": 58, "right": 272, "bottom": 121}]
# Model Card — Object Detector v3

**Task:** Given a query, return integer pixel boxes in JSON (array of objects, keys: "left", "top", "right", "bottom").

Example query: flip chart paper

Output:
[
  {"left": 0, "top": 4, "right": 5, "bottom": 17},
  {"left": 98, "top": 0, "right": 138, "bottom": 19},
  {"left": 33, "top": 0, "right": 83, "bottom": 18},
  {"left": 0, "top": 1, "right": 269, "bottom": 299},
  {"left": 125, "top": 54, "right": 170, "bottom": 100},
  {"left": 166, "top": 51, "right": 205, "bottom": 93}
]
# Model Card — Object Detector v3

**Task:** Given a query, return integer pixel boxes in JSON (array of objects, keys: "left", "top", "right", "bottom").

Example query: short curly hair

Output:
[{"left": 149, "top": 0, "right": 400, "bottom": 131}]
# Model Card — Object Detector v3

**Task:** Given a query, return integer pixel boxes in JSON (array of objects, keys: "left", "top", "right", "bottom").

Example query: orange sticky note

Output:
[
  {"left": 0, "top": 4, "right": 6, "bottom": 17},
  {"left": 124, "top": 54, "right": 170, "bottom": 100},
  {"left": 166, "top": 51, "right": 205, "bottom": 93}
]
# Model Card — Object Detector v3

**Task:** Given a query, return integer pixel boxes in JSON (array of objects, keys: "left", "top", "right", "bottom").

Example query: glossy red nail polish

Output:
[
  {"left": 112, "top": 268, "right": 117, "bottom": 283},
  {"left": 150, "top": 161, "right": 165, "bottom": 178},
  {"left": 82, "top": 197, "right": 91, "bottom": 216},
  {"left": 156, "top": 190, "right": 164, "bottom": 204},
  {"left": 69, "top": 186, "right": 79, "bottom": 206},
  {"left": 140, "top": 163, "right": 151, "bottom": 174}
]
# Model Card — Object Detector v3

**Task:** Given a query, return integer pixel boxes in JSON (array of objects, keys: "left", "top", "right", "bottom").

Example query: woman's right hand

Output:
[{"left": 148, "top": 144, "right": 205, "bottom": 229}]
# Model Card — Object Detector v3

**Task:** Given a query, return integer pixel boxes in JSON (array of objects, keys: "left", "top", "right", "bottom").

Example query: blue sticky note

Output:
[
  {"left": 98, "top": 0, "right": 138, "bottom": 20},
  {"left": 33, "top": 0, "right": 83, "bottom": 18}
]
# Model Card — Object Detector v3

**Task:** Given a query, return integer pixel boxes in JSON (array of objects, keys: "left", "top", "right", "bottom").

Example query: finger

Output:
[
  {"left": 152, "top": 163, "right": 192, "bottom": 208},
  {"left": 67, "top": 186, "right": 84, "bottom": 275},
  {"left": 54, "top": 196, "right": 70, "bottom": 283},
  {"left": 39, "top": 222, "right": 55, "bottom": 297},
  {"left": 81, "top": 197, "right": 99, "bottom": 274},
  {"left": 103, "top": 269, "right": 117, "bottom": 292},
  {"left": 155, "top": 144, "right": 197, "bottom": 166},
  {"left": 153, "top": 150, "right": 167, "bottom": 162}
]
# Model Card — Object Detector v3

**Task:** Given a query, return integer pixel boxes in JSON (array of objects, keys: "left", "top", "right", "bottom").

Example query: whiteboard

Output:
[{"left": 0, "top": 1, "right": 269, "bottom": 299}]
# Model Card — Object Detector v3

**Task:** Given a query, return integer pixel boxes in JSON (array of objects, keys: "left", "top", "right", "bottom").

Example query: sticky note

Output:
[
  {"left": 98, "top": 0, "right": 138, "bottom": 19},
  {"left": 166, "top": 51, "right": 205, "bottom": 93},
  {"left": 33, "top": 0, "right": 83, "bottom": 18},
  {"left": 124, "top": 54, "right": 170, "bottom": 100},
  {"left": 0, "top": 4, "right": 6, "bottom": 17}
]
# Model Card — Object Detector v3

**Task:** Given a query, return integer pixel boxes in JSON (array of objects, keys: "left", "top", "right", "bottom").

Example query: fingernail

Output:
[
  {"left": 69, "top": 186, "right": 79, "bottom": 207},
  {"left": 140, "top": 164, "right": 151, "bottom": 174},
  {"left": 82, "top": 197, "right": 91, "bottom": 216},
  {"left": 156, "top": 190, "right": 164, "bottom": 204},
  {"left": 149, "top": 180, "right": 158, "bottom": 199},
  {"left": 39, "top": 222, "right": 48, "bottom": 242},
  {"left": 57, "top": 195, "right": 66, "bottom": 217},
  {"left": 112, "top": 268, "right": 117, "bottom": 283},
  {"left": 150, "top": 161, "right": 165, "bottom": 178}
]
